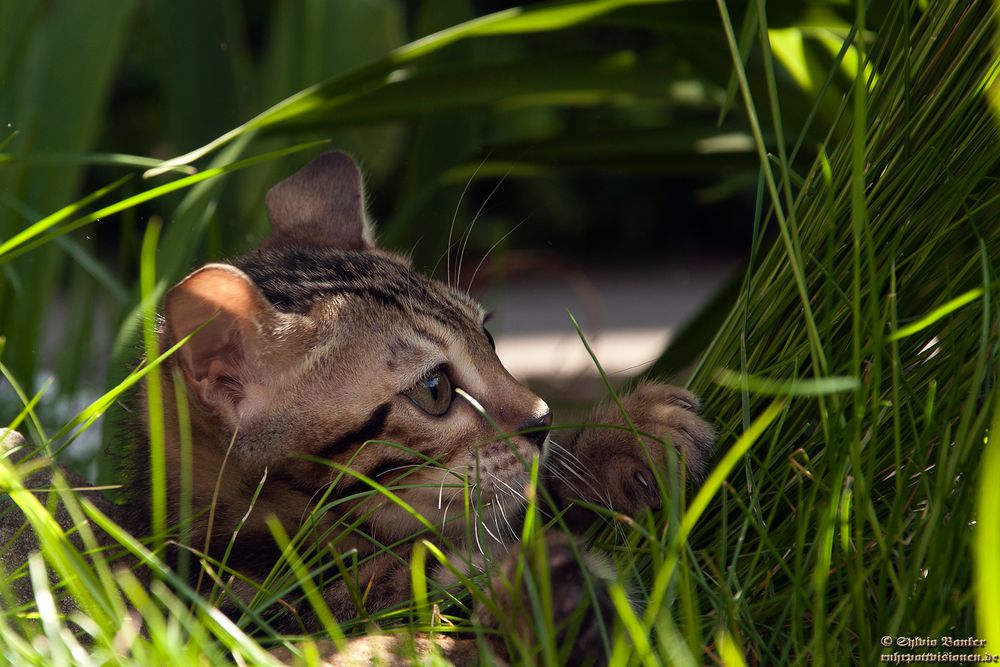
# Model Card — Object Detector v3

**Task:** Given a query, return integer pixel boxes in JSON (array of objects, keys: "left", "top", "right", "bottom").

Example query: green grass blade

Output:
[
  {"left": 140, "top": 218, "right": 167, "bottom": 548},
  {"left": 976, "top": 392, "right": 1000, "bottom": 649},
  {"left": 0, "top": 140, "right": 328, "bottom": 263},
  {"left": 0, "top": 152, "right": 196, "bottom": 173},
  {"left": 0, "top": 175, "right": 131, "bottom": 258},
  {"left": 265, "top": 516, "right": 347, "bottom": 649},
  {"left": 887, "top": 287, "right": 984, "bottom": 341},
  {"left": 48, "top": 327, "right": 202, "bottom": 444},
  {"left": 144, "top": 0, "right": 718, "bottom": 175},
  {"left": 714, "top": 370, "right": 860, "bottom": 396},
  {"left": 643, "top": 401, "right": 784, "bottom": 626}
]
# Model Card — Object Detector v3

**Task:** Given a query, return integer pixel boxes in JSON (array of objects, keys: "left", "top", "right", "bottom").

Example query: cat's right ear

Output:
[
  {"left": 263, "top": 150, "right": 375, "bottom": 251},
  {"left": 165, "top": 264, "right": 283, "bottom": 424}
]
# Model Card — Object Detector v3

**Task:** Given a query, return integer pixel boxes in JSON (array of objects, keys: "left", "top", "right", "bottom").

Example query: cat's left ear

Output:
[
  {"left": 164, "top": 264, "right": 306, "bottom": 425},
  {"left": 263, "top": 150, "right": 375, "bottom": 251}
]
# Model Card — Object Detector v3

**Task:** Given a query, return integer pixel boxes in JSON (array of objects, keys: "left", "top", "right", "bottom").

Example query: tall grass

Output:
[
  {"left": 2, "top": 0, "right": 999, "bottom": 665},
  {"left": 0, "top": 0, "right": 857, "bottom": 400},
  {"left": 683, "top": 2, "right": 1000, "bottom": 662}
]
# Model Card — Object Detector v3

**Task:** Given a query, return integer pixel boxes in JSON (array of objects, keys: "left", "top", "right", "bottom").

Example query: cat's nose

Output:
[{"left": 518, "top": 408, "right": 552, "bottom": 450}]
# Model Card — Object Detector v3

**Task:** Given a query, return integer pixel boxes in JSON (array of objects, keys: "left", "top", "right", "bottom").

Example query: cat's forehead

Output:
[{"left": 234, "top": 246, "right": 485, "bottom": 330}]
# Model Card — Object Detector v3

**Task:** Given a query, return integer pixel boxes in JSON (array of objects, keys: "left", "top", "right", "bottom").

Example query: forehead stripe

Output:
[{"left": 235, "top": 249, "right": 477, "bottom": 328}]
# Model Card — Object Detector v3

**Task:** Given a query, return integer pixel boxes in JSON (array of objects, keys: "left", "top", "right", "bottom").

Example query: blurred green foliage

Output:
[{"left": 1, "top": 0, "right": 871, "bottom": 433}]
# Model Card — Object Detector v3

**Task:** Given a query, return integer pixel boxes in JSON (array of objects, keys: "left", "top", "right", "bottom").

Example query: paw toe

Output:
[
  {"left": 610, "top": 457, "right": 662, "bottom": 512},
  {"left": 629, "top": 382, "right": 701, "bottom": 414}
]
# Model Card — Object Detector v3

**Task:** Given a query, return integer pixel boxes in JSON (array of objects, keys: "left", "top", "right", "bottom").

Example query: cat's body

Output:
[{"left": 4, "top": 151, "right": 715, "bottom": 663}]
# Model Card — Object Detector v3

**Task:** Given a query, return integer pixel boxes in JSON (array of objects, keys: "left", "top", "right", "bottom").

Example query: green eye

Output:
[{"left": 405, "top": 368, "right": 452, "bottom": 416}]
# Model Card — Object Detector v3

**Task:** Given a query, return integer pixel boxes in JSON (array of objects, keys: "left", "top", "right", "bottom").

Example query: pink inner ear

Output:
[{"left": 165, "top": 265, "right": 269, "bottom": 410}]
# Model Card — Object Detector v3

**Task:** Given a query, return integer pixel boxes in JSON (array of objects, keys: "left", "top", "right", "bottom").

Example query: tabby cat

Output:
[{"left": 10, "top": 151, "right": 716, "bottom": 664}]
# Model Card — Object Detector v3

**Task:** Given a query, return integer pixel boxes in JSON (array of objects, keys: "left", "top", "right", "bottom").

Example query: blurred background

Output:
[{"left": 0, "top": 0, "right": 873, "bottom": 477}]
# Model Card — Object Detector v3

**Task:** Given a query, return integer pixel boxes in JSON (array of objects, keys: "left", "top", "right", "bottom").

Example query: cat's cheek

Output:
[
  {"left": 196, "top": 377, "right": 272, "bottom": 426},
  {"left": 236, "top": 383, "right": 273, "bottom": 423}
]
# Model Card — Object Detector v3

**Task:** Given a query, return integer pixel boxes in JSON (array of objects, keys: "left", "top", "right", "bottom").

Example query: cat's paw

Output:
[
  {"left": 549, "top": 382, "right": 715, "bottom": 514},
  {"left": 477, "top": 531, "right": 614, "bottom": 666}
]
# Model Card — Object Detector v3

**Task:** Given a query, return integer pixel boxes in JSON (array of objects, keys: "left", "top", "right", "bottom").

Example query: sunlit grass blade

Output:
[
  {"left": 411, "top": 540, "right": 430, "bottom": 626},
  {"left": 0, "top": 140, "right": 329, "bottom": 263},
  {"left": 714, "top": 369, "right": 860, "bottom": 396},
  {"left": 607, "top": 583, "right": 656, "bottom": 667},
  {"left": 643, "top": 401, "right": 784, "bottom": 626},
  {"left": 266, "top": 516, "right": 347, "bottom": 650},
  {"left": 144, "top": 0, "right": 797, "bottom": 176},
  {"left": 976, "top": 393, "right": 1000, "bottom": 649},
  {"left": 0, "top": 152, "right": 197, "bottom": 173},
  {"left": 715, "top": 0, "right": 827, "bottom": 378},
  {"left": 140, "top": 217, "right": 167, "bottom": 550},
  {"left": 887, "top": 287, "right": 984, "bottom": 342},
  {"left": 0, "top": 463, "right": 115, "bottom": 631},
  {"left": 80, "top": 498, "right": 284, "bottom": 665},
  {"left": 717, "top": 628, "right": 747, "bottom": 667},
  {"left": 3, "top": 1, "right": 999, "bottom": 664},
  {"left": 0, "top": 175, "right": 131, "bottom": 258},
  {"left": 0, "top": 362, "right": 49, "bottom": 447},
  {"left": 329, "top": 464, "right": 445, "bottom": 541},
  {"left": 48, "top": 327, "right": 202, "bottom": 444}
]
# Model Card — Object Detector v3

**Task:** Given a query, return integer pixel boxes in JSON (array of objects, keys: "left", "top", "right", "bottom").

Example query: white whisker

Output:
[
  {"left": 468, "top": 216, "right": 528, "bottom": 290},
  {"left": 491, "top": 497, "right": 506, "bottom": 543},
  {"left": 554, "top": 458, "right": 606, "bottom": 506},
  {"left": 548, "top": 442, "right": 607, "bottom": 504},
  {"left": 300, "top": 480, "right": 336, "bottom": 526},
  {"left": 438, "top": 465, "right": 465, "bottom": 510},
  {"left": 480, "top": 505, "right": 503, "bottom": 545},
  {"left": 548, "top": 441, "right": 603, "bottom": 487},
  {"left": 441, "top": 486, "right": 463, "bottom": 529},
  {"left": 490, "top": 473, "right": 526, "bottom": 503},
  {"left": 376, "top": 463, "right": 445, "bottom": 478},
  {"left": 447, "top": 155, "right": 487, "bottom": 287},
  {"left": 457, "top": 169, "right": 509, "bottom": 289},
  {"left": 492, "top": 472, "right": 552, "bottom": 521},
  {"left": 473, "top": 506, "right": 485, "bottom": 555},
  {"left": 548, "top": 439, "right": 590, "bottom": 472},
  {"left": 496, "top": 494, "right": 518, "bottom": 539}
]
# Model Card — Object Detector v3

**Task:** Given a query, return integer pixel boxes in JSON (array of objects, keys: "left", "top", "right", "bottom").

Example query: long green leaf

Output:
[
  {"left": 977, "top": 392, "right": 1000, "bottom": 651},
  {"left": 142, "top": 0, "right": 713, "bottom": 175},
  {"left": 0, "top": 140, "right": 327, "bottom": 263}
]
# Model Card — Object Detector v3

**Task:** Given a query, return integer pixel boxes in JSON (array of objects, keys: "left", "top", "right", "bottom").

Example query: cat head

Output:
[{"left": 155, "top": 151, "right": 550, "bottom": 549}]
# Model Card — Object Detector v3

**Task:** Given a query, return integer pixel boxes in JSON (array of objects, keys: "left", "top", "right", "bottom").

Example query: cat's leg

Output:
[
  {"left": 289, "top": 548, "right": 415, "bottom": 626},
  {"left": 543, "top": 382, "right": 716, "bottom": 520},
  {"left": 294, "top": 534, "right": 614, "bottom": 664},
  {"left": 476, "top": 530, "right": 615, "bottom": 666},
  {"left": 0, "top": 429, "right": 129, "bottom": 611}
]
